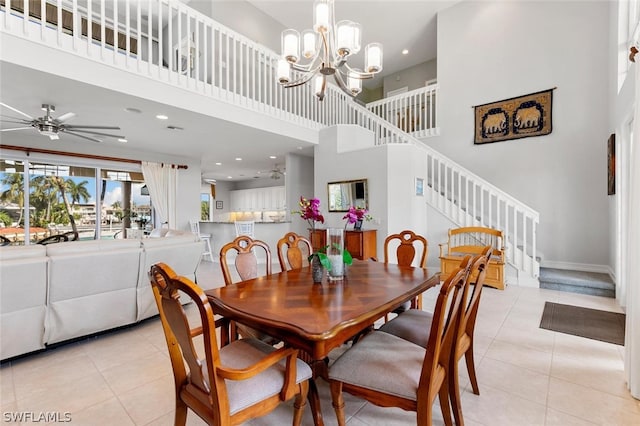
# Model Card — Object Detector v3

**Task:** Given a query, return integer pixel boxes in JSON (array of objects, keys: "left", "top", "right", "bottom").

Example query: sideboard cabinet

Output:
[{"left": 309, "top": 229, "right": 377, "bottom": 261}]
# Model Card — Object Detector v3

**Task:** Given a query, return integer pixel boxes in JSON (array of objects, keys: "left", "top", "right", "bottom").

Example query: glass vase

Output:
[{"left": 326, "top": 228, "right": 345, "bottom": 281}]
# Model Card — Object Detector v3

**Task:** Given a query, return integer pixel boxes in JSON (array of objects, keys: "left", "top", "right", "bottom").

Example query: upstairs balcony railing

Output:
[
  {"left": 365, "top": 84, "right": 439, "bottom": 137},
  {"left": 1, "top": 0, "right": 538, "bottom": 281}
]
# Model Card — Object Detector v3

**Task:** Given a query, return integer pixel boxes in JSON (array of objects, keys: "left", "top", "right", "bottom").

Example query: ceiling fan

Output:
[
  {"left": 259, "top": 164, "right": 286, "bottom": 180},
  {"left": 0, "top": 102, "right": 125, "bottom": 143}
]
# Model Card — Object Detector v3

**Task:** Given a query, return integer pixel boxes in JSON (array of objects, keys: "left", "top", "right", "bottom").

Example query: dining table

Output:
[{"left": 205, "top": 259, "right": 439, "bottom": 426}]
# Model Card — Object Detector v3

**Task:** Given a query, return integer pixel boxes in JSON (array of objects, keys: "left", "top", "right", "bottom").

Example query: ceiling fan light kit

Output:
[
  {"left": 276, "top": 0, "right": 383, "bottom": 101},
  {"left": 0, "top": 102, "right": 125, "bottom": 143}
]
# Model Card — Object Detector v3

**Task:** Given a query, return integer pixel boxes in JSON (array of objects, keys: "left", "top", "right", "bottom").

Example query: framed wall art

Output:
[{"left": 474, "top": 88, "right": 554, "bottom": 144}]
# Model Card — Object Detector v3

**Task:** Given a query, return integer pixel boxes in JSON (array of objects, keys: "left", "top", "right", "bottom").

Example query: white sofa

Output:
[
  {"left": 0, "top": 232, "right": 204, "bottom": 360},
  {"left": 0, "top": 245, "right": 49, "bottom": 360}
]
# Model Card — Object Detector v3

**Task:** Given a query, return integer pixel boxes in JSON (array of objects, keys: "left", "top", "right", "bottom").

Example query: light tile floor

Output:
[{"left": 1, "top": 260, "right": 639, "bottom": 425}]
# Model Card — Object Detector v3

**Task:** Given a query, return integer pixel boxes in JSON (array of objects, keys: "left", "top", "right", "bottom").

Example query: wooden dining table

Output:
[{"left": 205, "top": 259, "right": 439, "bottom": 426}]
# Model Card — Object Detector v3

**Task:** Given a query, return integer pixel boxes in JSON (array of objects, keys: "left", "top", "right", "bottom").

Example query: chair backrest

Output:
[
  {"left": 277, "top": 232, "right": 312, "bottom": 271},
  {"left": 36, "top": 233, "right": 69, "bottom": 245},
  {"left": 0, "top": 235, "right": 11, "bottom": 246},
  {"left": 460, "top": 245, "right": 491, "bottom": 341},
  {"left": 148, "top": 263, "right": 225, "bottom": 412},
  {"left": 383, "top": 230, "right": 428, "bottom": 268},
  {"left": 234, "top": 220, "right": 255, "bottom": 238},
  {"left": 419, "top": 266, "right": 467, "bottom": 396},
  {"left": 219, "top": 235, "right": 272, "bottom": 285},
  {"left": 189, "top": 220, "right": 200, "bottom": 236},
  {"left": 62, "top": 231, "right": 79, "bottom": 241}
]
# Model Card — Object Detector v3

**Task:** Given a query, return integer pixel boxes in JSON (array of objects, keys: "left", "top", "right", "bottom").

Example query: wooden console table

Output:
[{"left": 309, "top": 229, "right": 377, "bottom": 260}]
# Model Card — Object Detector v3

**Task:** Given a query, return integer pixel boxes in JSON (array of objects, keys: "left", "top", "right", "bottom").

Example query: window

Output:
[
  {"left": 0, "top": 154, "right": 149, "bottom": 244},
  {"left": 201, "top": 193, "right": 211, "bottom": 221}
]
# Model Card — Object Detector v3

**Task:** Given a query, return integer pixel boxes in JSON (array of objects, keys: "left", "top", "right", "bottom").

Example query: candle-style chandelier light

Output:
[{"left": 276, "top": 0, "right": 383, "bottom": 101}]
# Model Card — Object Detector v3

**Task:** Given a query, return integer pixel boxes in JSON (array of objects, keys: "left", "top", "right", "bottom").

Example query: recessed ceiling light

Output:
[
  {"left": 124, "top": 107, "right": 142, "bottom": 113},
  {"left": 215, "top": 162, "right": 222, "bottom": 166},
  {"left": 117, "top": 138, "right": 128, "bottom": 143},
  {"left": 227, "top": 176, "right": 233, "bottom": 179},
  {"left": 167, "top": 125, "right": 183, "bottom": 130},
  {"left": 269, "top": 155, "right": 277, "bottom": 159},
  {"left": 156, "top": 114, "right": 168, "bottom": 120},
  {"left": 235, "top": 157, "right": 242, "bottom": 161},
  {"left": 297, "top": 146, "right": 302, "bottom": 150},
  {"left": 402, "top": 49, "right": 409, "bottom": 55}
]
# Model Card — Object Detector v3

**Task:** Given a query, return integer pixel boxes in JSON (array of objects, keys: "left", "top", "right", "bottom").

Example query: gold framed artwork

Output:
[
  {"left": 474, "top": 88, "right": 553, "bottom": 144},
  {"left": 608, "top": 134, "right": 615, "bottom": 195}
]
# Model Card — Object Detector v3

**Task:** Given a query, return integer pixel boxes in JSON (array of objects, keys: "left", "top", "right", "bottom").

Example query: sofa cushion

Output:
[
  {"left": 45, "top": 239, "right": 141, "bottom": 256},
  {"left": 0, "top": 250, "right": 48, "bottom": 360},
  {"left": 0, "top": 244, "right": 46, "bottom": 260}
]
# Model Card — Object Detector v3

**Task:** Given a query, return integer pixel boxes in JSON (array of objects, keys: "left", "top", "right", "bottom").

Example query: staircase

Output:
[
  {"left": 0, "top": 0, "right": 540, "bottom": 285},
  {"left": 539, "top": 268, "right": 615, "bottom": 298}
]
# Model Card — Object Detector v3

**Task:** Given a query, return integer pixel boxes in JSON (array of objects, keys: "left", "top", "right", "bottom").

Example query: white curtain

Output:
[
  {"left": 625, "top": 62, "right": 640, "bottom": 398},
  {"left": 141, "top": 161, "right": 178, "bottom": 229}
]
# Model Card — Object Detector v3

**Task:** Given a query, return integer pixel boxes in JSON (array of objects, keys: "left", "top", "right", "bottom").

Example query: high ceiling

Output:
[{"left": 0, "top": 0, "right": 455, "bottom": 182}]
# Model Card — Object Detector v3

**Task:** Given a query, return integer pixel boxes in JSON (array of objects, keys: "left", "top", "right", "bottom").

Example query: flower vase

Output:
[
  {"left": 326, "top": 228, "right": 345, "bottom": 281},
  {"left": 311, "top": 256, "right": 323, "bottom": 283}
]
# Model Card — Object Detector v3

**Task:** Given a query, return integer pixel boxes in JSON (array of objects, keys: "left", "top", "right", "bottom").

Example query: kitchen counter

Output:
[
  {"left": 200, "top": 221, "right": 291, "bottom": 224},
  {"left": 199, "top": 221, "right": 293, "bottom": 259}
]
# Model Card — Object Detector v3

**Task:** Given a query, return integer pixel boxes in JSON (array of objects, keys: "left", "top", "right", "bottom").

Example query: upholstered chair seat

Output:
[
  {"left": 209, "top": 339, "right": 312, "bottom": 415},
  {"left": 329, "top": 331, "right": 427, "bottom": 401}
]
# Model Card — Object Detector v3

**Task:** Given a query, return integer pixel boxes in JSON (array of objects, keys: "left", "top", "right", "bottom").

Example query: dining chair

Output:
[
  {"left": 219, "top": 235, "right": 277, "bottom": 343},
  {"left": 190, "top": 220, "right": 214, "bottom": 262},
  {"left": 149, "top": 262, "right": 311, "bottom": 426},
  {"left": 234, "top": 220, "right": 255, "bottom": 238},
  {"left": 379, "top": 246, "right": 491, "bottom": 426},
  {"left": 328, "top": 265, "right": 468, "bottom": 426},
  {"left": 276, "top": 232, "right": 313, "bottom": 271},
  {"left": 382, "top": 230, "right": 428, "bottom": 317},
  {"left": 36, "top": 233, "right": 69, "bottom": 245}
]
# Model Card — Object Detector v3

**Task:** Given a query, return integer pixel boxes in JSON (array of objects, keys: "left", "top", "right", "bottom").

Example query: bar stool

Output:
[{"left": 190, "top": 221, "right": 214, "bottom": 262}]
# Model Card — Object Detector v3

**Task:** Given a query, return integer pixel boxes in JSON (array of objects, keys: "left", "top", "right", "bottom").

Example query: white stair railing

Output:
[
  {"left": 1, "top": 0, "right": 539, "bottom": 281},
  {"left": 366, "top": 84, "right": 439, "bottom": 137},
  {"left": 320, "top": 87, "right": 540, "bottom": 281}
]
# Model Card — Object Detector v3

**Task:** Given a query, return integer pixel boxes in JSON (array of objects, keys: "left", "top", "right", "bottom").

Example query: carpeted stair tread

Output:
[{"left": 539, "top": 268, "right": 615, "bottom": 298}]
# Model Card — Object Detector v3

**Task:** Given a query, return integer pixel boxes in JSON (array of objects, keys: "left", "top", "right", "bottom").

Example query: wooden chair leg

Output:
[
  {"left": 464, "top": 345, "right": 480, "bottom": 395},
  {"left": 449, "top": 359, "right": 464, "bottom": 426},
  {"left": 438, "top": 378, "right": 453, "bottom": 426},
  {"left": 292, "top": 381, "right": 309, "bottom": 426},
  {"left": 330, "top": 381, "right": 347, "bottom": 426},
  {"left": 175, "top": 399, "right": 188, "bottom": 426}
]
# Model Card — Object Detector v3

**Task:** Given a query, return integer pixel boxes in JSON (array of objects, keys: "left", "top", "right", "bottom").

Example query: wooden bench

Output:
[{"left": 439, "top": 226, "right": 505, "bottom": 290}]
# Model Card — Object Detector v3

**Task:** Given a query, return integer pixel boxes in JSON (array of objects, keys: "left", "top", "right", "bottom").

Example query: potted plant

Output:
[
  {"left": 308, "top": 244, "right": 353, "bottom": 283},
  {"left": 292, "top": 196, "right": 324, "bottom": 230},
  {"left": 343, "top": 206, "right": 373, "bottom": 230}
]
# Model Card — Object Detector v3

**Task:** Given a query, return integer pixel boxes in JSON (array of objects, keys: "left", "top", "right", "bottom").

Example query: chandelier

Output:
[{"left": 276, "top": 0, "right": 383, "bottom": 101}]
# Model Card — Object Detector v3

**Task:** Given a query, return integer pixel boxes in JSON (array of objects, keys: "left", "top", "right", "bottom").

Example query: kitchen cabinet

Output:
[{"left": 230, "top": 186, "right": 285, "bottom": 211}]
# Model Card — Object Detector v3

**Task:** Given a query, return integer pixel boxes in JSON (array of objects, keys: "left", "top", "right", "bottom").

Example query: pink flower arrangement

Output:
[
  {"left": 293, "top": 196, "right": 325, "bottom": 230},
  {"left": 343, "top": 206, "right": 372, "bottom": 229}
]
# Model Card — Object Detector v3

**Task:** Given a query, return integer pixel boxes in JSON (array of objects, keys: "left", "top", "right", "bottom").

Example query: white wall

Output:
[
  {"left": 286, "top": 153, "right": 315, "bottom": 237},
  {"left": 383, "top": 59, "right": 437, "bottom": 96},
  {"left": 433, "top": 0, "right": 611, "bottom": 267},
  {"left": 314, "top": 125, "right": 387, "bottom": 259}
]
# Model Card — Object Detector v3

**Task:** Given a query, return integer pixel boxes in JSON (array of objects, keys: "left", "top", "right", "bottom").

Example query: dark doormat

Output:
[{"left": 539, "top": 302, "right": 625, "bottom": 346}]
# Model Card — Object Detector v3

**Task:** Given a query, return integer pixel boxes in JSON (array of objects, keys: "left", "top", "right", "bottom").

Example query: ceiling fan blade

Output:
[
  {"left": 0, "top": 127, "right": 32, "bottom": 132},
  {"left": 61, "top": 128, "right": 125, "bottom": 138},
  {"left": 0, "top": 102, "right": 34, "bottom": 120},
  {"left": 64, "top": 125, "right": 121, "bottom": 130},
  {"left": 61, "top": 130, "right": 102, "bottom": 143},
  {"left": 55, "top": 112, "right": 76, "bottom": 123},
  {"left": 0, "top": 118, "right": 31, "bottom": 125}
]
